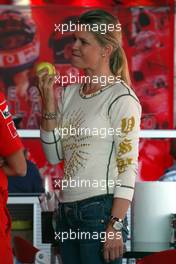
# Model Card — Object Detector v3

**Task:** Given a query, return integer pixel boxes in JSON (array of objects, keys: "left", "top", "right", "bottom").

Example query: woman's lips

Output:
[{"left": 72, "top": 53, "right": 81, "bottom": 57}]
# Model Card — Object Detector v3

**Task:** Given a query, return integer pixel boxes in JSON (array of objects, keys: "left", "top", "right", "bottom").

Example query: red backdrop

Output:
[{"left": 0, "top": 3, "right": 174, "bottom": 185}]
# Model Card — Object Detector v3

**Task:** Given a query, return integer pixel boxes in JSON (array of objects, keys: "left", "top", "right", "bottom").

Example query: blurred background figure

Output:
[
  {"left": 8, "top": 148, "right": 44, "bottom": 193},
  {"left": 49, "top": 15, "right": 78, "bottom": 64},
  {"left": 0, "top": 9, "right": 41, "bottom": 129}
]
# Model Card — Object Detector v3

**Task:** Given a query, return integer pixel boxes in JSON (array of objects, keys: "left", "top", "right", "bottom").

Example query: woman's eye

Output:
[
  {"left": 72, "top": 36, "right": 77, "bottom": 42},
  {"left": 81, "top": 40, "right": 87, "bottom": 44}
]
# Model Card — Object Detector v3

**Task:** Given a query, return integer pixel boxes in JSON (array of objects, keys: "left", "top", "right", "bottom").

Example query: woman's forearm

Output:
[
  {"left": 111, "top": 198, "right": 131, "bottom": 220},
  {"left": 37, "top": 67, "right": 59, "bottom": 132},
  {"left": 41, "top": 118, "right": 58, "bottom": 132},
  {"left": 41, "top": 99, "right": 58, "bottom": 131}
]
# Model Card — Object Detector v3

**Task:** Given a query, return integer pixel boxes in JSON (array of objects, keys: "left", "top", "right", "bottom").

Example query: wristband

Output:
[{"left": 42, "top": 112, "right": 57, "bottom": 120}]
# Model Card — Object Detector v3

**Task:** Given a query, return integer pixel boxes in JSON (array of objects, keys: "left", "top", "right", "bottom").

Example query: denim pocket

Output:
[{"left": 79, "top": 200, "right": 105, "bottom": 226}]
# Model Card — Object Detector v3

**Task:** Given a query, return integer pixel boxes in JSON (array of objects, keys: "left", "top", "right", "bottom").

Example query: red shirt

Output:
[{"left": 0, "top": 92, "right": 23, "bottom": 192}]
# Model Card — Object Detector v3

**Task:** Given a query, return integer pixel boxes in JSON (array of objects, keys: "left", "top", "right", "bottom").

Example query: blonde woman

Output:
[{"left": 38, "top": 9, "right": 141, "bottom": 264}]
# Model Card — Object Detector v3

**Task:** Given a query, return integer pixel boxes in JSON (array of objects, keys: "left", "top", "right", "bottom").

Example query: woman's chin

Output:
[{"left": 71, "top": 59, "right": 84, "bottom": 69}]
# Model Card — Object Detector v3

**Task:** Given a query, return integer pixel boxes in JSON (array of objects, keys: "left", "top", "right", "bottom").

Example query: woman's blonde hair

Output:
[{"left": 79, "top": 9, "right": 131, "bottom": 86}]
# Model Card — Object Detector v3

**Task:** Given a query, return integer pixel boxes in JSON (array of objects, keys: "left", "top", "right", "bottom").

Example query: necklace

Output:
[{"left": 79, "top": 82, "right": 117, "bottom": 99}]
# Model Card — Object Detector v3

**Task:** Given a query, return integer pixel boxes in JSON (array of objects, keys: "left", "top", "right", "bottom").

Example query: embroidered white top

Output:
[{"left": 40, "top": 80, "right": 141, "bottom": 203}]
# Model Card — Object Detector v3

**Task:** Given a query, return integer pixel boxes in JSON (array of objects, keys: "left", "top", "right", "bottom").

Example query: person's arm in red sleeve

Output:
[
  {"left": 0, "top": 92, "right": 27, "bottom": 176},
  {"left": 1, "top": 150, "right": 27, "bottom": 176}
]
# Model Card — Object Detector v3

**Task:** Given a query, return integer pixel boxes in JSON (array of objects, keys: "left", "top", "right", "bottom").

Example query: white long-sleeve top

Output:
[{"left": 40, "top": 80, "right": 141, "bottom": 203}]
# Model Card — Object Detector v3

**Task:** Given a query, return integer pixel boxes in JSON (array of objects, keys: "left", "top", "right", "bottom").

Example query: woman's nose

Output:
[{"left": 72, "top": 39, "right": 80, "bottom": 50}]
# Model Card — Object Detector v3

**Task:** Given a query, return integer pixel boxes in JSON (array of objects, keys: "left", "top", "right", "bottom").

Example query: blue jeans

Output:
[{"left": 56, "top": 194, "right": 129, "bottom": 264}]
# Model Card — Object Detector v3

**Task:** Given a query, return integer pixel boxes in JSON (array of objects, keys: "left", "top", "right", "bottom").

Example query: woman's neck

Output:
[{"left": 83, "top": 68, "right": 115, "bottom": 93}]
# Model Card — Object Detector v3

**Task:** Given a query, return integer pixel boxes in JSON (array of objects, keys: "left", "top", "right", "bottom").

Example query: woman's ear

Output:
[{"left": 101, "top": 44, "right": 114, "bottom": 58}]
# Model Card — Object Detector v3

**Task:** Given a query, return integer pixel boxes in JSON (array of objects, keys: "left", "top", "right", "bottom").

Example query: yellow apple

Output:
[{"left": 35, "top": 62, "right": 56, "bottom": 75}]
